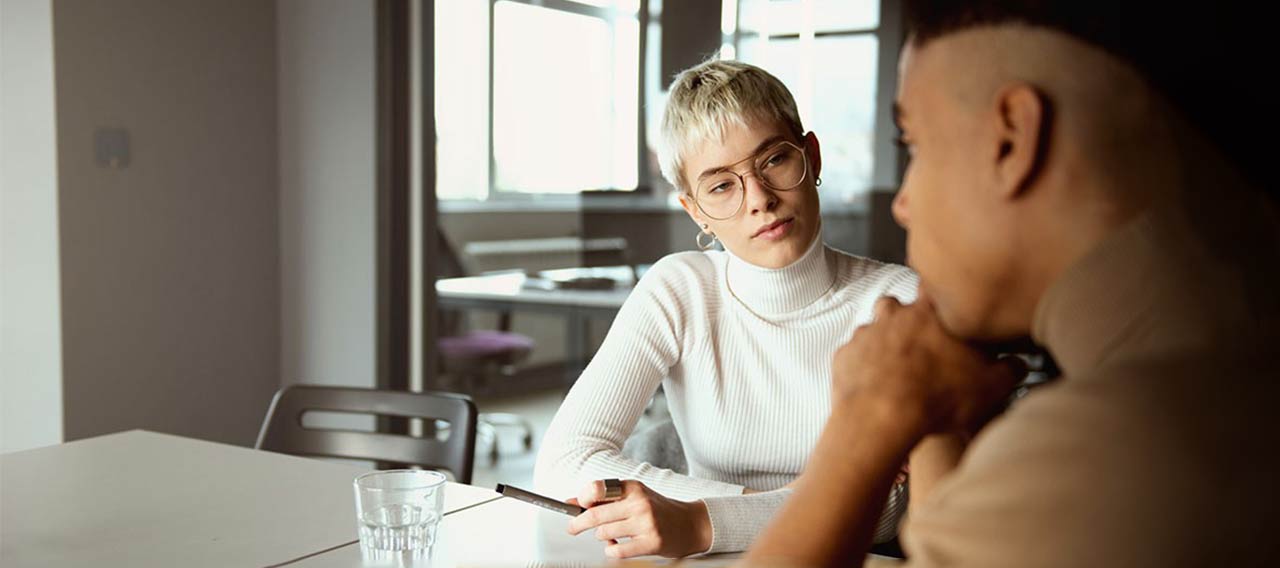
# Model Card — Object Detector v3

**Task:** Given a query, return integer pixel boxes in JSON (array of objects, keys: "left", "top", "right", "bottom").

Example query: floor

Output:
[{"left": 469, "top": 387, "right": 564, "bottom": 491}]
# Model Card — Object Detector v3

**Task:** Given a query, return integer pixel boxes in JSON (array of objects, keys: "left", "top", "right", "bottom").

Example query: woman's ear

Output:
[
  {"left": 678, "top": 192, "right": 706, "bottom": 228},
  {"left": 804, "top": 131, "right": 822, "bottom": 182}
]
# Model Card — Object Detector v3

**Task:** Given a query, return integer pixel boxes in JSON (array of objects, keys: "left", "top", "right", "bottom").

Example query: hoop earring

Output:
[
  {"left": 695, "top": 224, "right": 718, "bottom": 251},
  {"left": 815, "top": 176, "right": 823, "bottom": 187}
]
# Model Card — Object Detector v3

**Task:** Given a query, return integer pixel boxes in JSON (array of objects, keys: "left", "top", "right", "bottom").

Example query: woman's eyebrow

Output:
[{"left": 696, "top": 135, "right": 788, "bottom": 181}]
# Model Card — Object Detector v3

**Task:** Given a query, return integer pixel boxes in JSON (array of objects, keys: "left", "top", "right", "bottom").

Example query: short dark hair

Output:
[{"left": 902, "top": 2, "right": 1267, "bottom": 194}]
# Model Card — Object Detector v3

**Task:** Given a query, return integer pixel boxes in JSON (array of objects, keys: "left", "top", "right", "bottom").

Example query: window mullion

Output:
[{"left": 487, "top": 0, "right": 497, "bottom": 199}]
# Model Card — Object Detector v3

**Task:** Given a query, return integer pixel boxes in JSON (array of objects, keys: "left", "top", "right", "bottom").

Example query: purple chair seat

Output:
[{"left": 438, "top": 330, "right": 534, "bottom": 366}]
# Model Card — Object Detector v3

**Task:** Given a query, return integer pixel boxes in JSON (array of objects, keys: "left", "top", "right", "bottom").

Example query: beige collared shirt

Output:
[{"left": 899, "top": 210, "right": 1280, "bottom": 566}]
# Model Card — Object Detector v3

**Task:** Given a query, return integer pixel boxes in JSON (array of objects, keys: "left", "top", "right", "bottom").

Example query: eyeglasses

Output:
[{"left": 692, "top": 140, "right": 809, "bottom": 220}]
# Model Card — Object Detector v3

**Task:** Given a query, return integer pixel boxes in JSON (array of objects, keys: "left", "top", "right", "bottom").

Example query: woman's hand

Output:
[{"left": 565, "top": 479, "right": 713, "bottom": 558}]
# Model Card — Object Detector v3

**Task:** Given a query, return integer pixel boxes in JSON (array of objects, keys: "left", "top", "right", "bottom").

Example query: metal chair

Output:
[{"left": 255, "top": 385, "right": 477, "bottom": 484}]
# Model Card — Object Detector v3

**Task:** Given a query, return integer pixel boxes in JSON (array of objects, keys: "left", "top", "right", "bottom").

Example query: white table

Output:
[
  {"left": 0, "top": 430, "right": 498, "bottom": 568},
  {"left": 292, "top": 495, "right": 640, "bottom": 567},
  {"left": 435, "top": 267, "right": 636, "bottom": 310},
  {"left": 291, "top": 496, "right": 903, "bottom": 567},
  {"left": 2, "top": 431, "right": 902, "bottom": 567}
]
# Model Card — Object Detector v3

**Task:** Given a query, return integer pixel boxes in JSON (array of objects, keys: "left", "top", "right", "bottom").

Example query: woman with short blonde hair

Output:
[{"left": 535, "top": 59, "right": 915, "bottom": 558}]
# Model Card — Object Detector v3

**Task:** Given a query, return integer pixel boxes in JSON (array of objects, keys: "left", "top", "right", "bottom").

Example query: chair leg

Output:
[
  {"left": 477, "top": 412, "right": 535, "bottom": 464},
  {"left": 477, "top": 420, "right": 501, "bottom": 465}
]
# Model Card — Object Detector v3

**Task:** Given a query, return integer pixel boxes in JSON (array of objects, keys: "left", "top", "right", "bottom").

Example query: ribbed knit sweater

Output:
[{"left": 533, "top": 236, "right": 918, "bottom": 553}]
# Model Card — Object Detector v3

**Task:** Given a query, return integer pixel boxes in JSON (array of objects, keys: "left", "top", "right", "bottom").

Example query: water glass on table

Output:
[{"left": 354, "top": 470, "right": 446, "bottom": 553}]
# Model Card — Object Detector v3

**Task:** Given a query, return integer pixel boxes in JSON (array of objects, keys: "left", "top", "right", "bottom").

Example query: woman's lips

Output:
[{"left": 753, "top": 218, "right": 795, "bottom": 241}]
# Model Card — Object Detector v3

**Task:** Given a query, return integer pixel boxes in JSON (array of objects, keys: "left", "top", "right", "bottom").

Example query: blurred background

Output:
[{"left": 1, "top": 0, "right": 910, "bottom": 487}]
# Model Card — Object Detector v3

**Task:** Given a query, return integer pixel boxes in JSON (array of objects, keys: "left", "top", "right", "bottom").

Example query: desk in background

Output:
[{"left": 435, "top": 266, "right": 638, "bottom": 383}]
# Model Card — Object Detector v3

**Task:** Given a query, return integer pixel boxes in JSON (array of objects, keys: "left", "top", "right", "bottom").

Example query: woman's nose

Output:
[{"left": 744, "top": 174, "right": 778, "bottom": 215}]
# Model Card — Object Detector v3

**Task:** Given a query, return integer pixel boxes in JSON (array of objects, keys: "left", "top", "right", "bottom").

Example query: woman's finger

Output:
[
  {"left": 576, "top": 480, "right": 608, "bottom": 508},
  {"left": 605, "top": 537, "right": 657, "bottom": 559},
  {"left": 566, "top": 501, "right": 629, "bottom": 536},
  {"left": 593, "top": 518, "right": 640, "bottom": 542}
]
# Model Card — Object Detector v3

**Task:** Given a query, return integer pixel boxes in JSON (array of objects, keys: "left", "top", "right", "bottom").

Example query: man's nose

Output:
[{"left": 891, "top": 187, "right": 910, "bottom": 229}]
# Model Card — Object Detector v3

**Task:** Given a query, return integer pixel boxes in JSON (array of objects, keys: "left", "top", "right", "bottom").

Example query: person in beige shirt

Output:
[{"left": 747, "top": 3, "right": 1279, "bottom": 567}]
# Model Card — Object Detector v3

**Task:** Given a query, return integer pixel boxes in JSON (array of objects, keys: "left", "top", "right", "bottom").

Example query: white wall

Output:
[
  {"left": 53, "top": 0, "right": 280, "bottom": 446},
  {"left": 277, "top": 0, "right": 377, "bottom": 391},
  {"left": 0, "top": 0, "right": 64, "bottom": 454},
  {"left": 3, "top": 0, "right": 378, "bottom": 451}
]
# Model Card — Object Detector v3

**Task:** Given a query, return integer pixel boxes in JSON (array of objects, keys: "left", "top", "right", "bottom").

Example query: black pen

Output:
[{"left": 495, "top": 483, "right": 586, "bottom": 516}]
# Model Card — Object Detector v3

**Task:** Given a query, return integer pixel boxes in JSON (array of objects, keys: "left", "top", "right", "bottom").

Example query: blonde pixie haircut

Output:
[{"left": 659, "top": 59, "right": 806, "bottom": 195}]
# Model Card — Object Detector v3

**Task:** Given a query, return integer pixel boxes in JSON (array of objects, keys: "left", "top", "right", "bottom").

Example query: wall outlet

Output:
[{"left": 94, "top": 127, "right": 130, "bottom": 169}]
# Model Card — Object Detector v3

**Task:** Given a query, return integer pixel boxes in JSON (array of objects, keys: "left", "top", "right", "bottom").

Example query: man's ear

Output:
[
  {"left": 804, "top": 131, "right": 823, "bottom": 182},
  {"left": 991, "top": 83, "right": 1048, "bottom": 200}
]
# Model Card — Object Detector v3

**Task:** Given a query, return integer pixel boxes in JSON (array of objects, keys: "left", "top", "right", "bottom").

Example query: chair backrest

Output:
[
  {"left": 621, "top": 417, "right": 687, "bottom": 475},
  {"left": 255, "top": 385, "right": 477, "bottom": 484}
]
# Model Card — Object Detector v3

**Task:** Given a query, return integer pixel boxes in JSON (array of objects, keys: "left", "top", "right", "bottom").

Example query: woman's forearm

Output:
[{"left": 571, "top": 446, "right": 747, "bottom": 499}]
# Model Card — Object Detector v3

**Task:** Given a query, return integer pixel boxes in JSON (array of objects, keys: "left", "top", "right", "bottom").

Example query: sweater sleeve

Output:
[
  {"left": 845, "top": 263, "right": 920, "bottom": 329},
  {"left": 883, "top": 265, "right": 920, "bottom": 305},
  {"left": 533, "top": 256, "right": 747, "bottom": 501},
  {"left": 699, "top": 477, "right": 908, "bottom": 554}
]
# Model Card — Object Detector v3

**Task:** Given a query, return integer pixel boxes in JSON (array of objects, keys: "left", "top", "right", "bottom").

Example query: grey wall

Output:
[
  {"left": 277, "top": 0, "right": 377, "bottom": 392},
  {"left": 52, "top": 0, "right": 280, "bottom": 446},
  {"left": 1, "top": 0, "right": 64, "bottom": 453}
]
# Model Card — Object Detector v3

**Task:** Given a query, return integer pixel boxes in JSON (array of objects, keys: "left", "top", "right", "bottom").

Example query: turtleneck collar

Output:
[{"left": 724, "top": 232, "right": 836, "bottom": 316}]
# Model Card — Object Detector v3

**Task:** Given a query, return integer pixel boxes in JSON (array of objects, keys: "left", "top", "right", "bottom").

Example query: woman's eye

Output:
[{"left": 709, "top": 183, "right": 733, "bottom": 194}]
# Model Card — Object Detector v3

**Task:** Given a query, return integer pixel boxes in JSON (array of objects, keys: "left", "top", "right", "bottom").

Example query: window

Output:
[
  {"left": 734, "top": 0, "right": 882, "bottom": 205},
  {"left": 435, "top": 0, "right": 640, "bottom": 201},
  {"left": 434, "top": 1, "right": 490, "bottom": 201},
  {"left": 436, "top": 0, "right": 893, "bottom": 204}
]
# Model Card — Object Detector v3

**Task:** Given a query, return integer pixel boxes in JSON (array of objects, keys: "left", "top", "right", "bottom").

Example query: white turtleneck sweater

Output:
[{"left": 533, "top": 236, "right": 918, "bottom": 554}]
